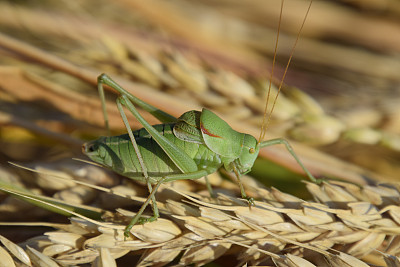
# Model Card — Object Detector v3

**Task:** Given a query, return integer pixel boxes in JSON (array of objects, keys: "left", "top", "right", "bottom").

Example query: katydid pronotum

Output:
[{"left": 83, "top": 2, "right": 316, "bottom": 238}]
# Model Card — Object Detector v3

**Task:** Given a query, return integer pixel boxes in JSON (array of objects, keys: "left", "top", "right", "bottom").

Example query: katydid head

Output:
[{"left": 232, "top": 134, "right": 260, "bottom": 175}]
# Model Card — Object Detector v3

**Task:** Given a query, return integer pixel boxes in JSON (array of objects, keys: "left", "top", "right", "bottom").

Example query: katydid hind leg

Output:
[
  {"left": 116, "top": 98, "right": 149, "bottom": 178},
  {"left": 124, "top": 169, "right": 210, "bottom": 237},
  {"left": 116, "top": 97, "right": 160, "bottom": 231},
  {"left": 260, "top": 138, "right": 319, "bottom": 183},
  {"left": 147, "top": 182, "right": 159, "bottom": 218},
  {"left": 100, "top": 78, "right": 208, "bottom": 236},
  {"left": 98, "top": 74, "right": 191, "bottom": 230},
  {"left": 97, "top": 77, "right": 110, "bottom": 135},
  {"left": 124, "top": 177, "right": 165, "bottom": 237},
  {"left": 97, "top": 73, "right": 177, "bottom": 124},
  {"left": 139, "top": 182, "right": 159, "bottom": 225}
]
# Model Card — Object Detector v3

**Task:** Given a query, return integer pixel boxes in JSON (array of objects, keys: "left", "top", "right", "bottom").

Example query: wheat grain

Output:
[{"left": 2, "top": 172, "right": 400, "bottom": 266}]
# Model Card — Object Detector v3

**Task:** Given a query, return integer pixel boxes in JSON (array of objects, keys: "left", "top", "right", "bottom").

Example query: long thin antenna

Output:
[
  {"left": 258, "top": 0, "right": 313, "bottom": 143},
  {"left": 258, "top": 0, "right": 284, "bottom": 144}
]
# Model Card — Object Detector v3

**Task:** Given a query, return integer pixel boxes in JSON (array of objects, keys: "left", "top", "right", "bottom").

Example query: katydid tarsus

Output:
[{"left": 82, "top": 0, "right": 316, "bottom": 238}]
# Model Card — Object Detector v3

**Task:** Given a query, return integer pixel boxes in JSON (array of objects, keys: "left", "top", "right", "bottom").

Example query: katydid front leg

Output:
[
  {"left": 204, "top": 175, "right": 215, "bottom": 198},
  {"left": 260, "top": 138, "right": 319, "bottom": 183},
  {"left": 231, "top": 165, "right": 255, "bottom": 206}
]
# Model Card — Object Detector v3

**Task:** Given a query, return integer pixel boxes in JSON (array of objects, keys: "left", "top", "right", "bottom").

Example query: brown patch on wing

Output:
[{"left": 200, "top": 123, "right": 222, "bottom": 138}]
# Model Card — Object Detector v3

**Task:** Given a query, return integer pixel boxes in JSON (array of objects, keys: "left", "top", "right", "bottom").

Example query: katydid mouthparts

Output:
[{"left": 82, "top": 73, "right": 317, "bottom": 237}]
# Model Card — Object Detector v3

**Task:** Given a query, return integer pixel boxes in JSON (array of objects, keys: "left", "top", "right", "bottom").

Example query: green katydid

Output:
[{"left": 83, "top": 2, "right": 316, "bottom": 238}]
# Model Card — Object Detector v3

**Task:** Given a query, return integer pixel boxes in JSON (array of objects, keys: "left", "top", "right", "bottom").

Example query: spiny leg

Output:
[
  {"left": 116, "top": 98, "right": 159, "bottom": 234},
  {"left": 97, "top": 76, "right": 110, "bottom": 135},
  {"left": 96, "top": 73, "right": 188, "bottom": 232},
  {"left": 97, "top": 73, "right": 177, "bottom": 124},
  {"left": 124, "top": 169, "right": 210, "bottom": 237},
  {"left": 260, "top": 138, "right": 320, "bottom": 183},
  {"left": 138, "top": 181, "right": 159, "bottom": 225},
  {"left": 116, "top": 93, "right": 214, "bottom": 236},
  {"left": 116, "top": 98, "right": 148, "bottom": 178},
  {"left": 97, "top": 74, "right": 160, "bottom": 234},
  {"left": 124, "top": 176, "right": 167, "bottom": 237},
  {"left": 97, "top": 74, "right": 209, "bottom": 235},
  {"left": 114, "top": 92, "right": 203, "bottom": 236}
]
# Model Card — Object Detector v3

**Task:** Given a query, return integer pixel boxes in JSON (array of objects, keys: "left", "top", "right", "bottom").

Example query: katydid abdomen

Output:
[{"left": 83, "top": 122, "right": 223, "bottom": 183}]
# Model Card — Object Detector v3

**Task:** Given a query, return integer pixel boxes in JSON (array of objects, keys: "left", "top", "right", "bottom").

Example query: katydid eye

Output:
[{"left": 249, "top": 148, "right": 255, "bottom": 154}]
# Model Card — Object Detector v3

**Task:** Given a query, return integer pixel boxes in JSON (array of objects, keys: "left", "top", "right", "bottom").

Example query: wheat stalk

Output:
[{"left": 1, "top": 162, "right": 400, "bottom": 266}]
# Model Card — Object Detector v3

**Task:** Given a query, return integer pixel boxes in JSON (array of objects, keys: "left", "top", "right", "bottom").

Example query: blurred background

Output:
[{"left": 1, "top": 0, "right": 400, "bottom": 265}]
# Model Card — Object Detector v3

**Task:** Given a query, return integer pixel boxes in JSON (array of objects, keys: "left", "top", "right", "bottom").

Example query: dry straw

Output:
[{"left": 1, "top": 162, "right": 400, "bottom": 266}]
